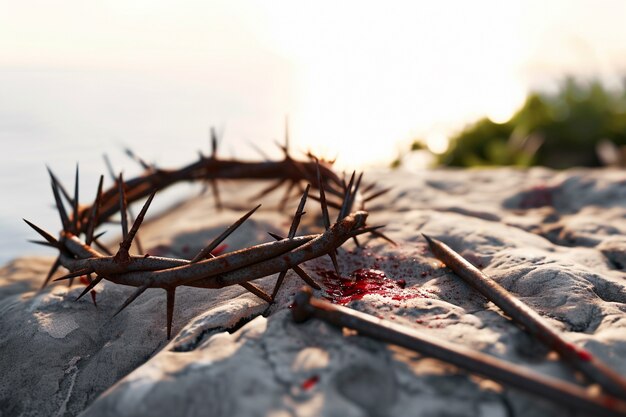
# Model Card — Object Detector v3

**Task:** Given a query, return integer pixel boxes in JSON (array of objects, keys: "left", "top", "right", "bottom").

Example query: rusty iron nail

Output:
[
  {"left": 292, "top": 287, "right": 626, "bottom": 417},
  {"left": 423, "top": 233, "right": 626, "bottom": 400}
]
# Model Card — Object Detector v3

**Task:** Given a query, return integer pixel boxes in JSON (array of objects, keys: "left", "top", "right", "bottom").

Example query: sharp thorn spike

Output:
[
  {"left": 267, "top": 233, "right": 321, "bottom": 290},
  {"left": 370, "top": 230, "right": 397, "bottom": 246},
  {"left": 93, "top": 239, "right": 113, "bottom": 255},
  {"left": 111, "top": 281, "right": 151, "bottom": 319},
  {"left": 239, "top": 282, "right": 272, "bottom": 303},
  {"left": 93, "top": 231, "right": 107, "bottom": 240},
  {"left": 347, "top": 172, "right": 363, "bottom": 213},
  {"left": 46, "top": 166, "right": 74, "bottom": 206},
  {"left": 362, "top": 181, "right": 378, "bottom": 194},
  {"left": 73, "top": 164, "right": 80, "bottom": 231},
  {"left": 288, "top": 184, "right": 310, "bottom": 239},
  {"left": 328, "top": 251, "right": 340, "bottom": 275},
  {"left": 28, "top": 239, "right": 56, "bottom": 248},
  {"left": 292, "top": 266, "right": 321, "bottom": 290},
  {"left": 102, "top": 154, "right": 117, "bottom": 182},
  {"left": 247, "top": 141, "right": 271, "bottom": 161},
  {"left": 23, "top": 219, "right": 59, "bottom": 247},
  {"left": 284, "top": 115, "right": 290, "bottom": 156},
  {"left": 338, "top": 171, "right": 356, "bottom": 221},
  {"left": 271, "top": 270, "right": 288, "bottom": 301},
  {"left": 210, "top": 127, "right": 218, "bottom": 158},
  {"left": 278, "top": 181, "right": 296, "bottom": 212},
  {"left": 41, "top": 257, "right": 62, "bottom": 290},
  {"left": 210, "top": 179, "right": 222, "bottom": 210},
  {"left": 364, "top": 187, "right": 392, "bottom": 203},
  {"left": 76, "top": 275, "right": 104, "bottom": 301},
  {"left": 50, "top": 179, "right": 71, "bottom": 231},
  {"left": 349, "top": 225, "right": 386, "bottom": 237},
  {"left": 118, "top": 189, "right": 156, "bottom": 256},
  {"left": 53, "top": 267, "right": 94, "bottom": 282},
  {"left": 248, "top": 178, "right": 287, "bottom": 202},
  {"left": 118, "top": 173, "right": 128, "bottom": 240},
  {"left": 191, "top": 204, "right": 261, "bottom": 263},
  {"left": 352, "top": 236, "right": 361, "bottom": 247},
  {"left": 166, "top": 288, "right": 176, "bottom": 339},
  {"left": 315, "top": 161, "right": 331, "bottom": 231},
  {"left": 86, "top": 175, "right": 104, "bottom": 245},
  {"left": 124, "top": 147, "right": 151, "bottom": 170}
]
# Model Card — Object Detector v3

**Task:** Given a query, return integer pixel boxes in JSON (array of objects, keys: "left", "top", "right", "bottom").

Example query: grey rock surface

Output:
[{"left": 2, "top": 168, "right": 626, "bottom": 417}]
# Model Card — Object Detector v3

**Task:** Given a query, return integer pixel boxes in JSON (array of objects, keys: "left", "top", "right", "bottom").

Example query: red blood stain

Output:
[
  {"left": 603, "top": 395, "right": 618, "bottom": 410},
  {"left": 79, "top": 275, "right": 97, "bottom": 306},
  {"left": 563, "top": 342, "right": 593, "bottom": 361},
  {"left": 318, "top": 268, "right": 430, "bottom": 305},
  {"left": 576, "top": 348, "right": 593, "bottom": 362},
  {"left": 301, "top": 375, "right": 319, "bottom": 390},
  {"left": 211, "top": 244, "right": 228, "bottom": 256}
]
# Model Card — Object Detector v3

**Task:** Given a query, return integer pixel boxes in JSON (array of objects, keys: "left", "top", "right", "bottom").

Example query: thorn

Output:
[
  {"left": 349, "top": 225, "right": 386, "bottom": 237},
  {"left": 46, "top": 166, "right": 74, "bottom": 206},
  {"left": 28, "top": 239, "right": 56, "bottom": 248},
  {"left": 117, "top": 189, "right": 156, "bottom": 260},
  {"left": 288, "top": 184, "right": 310, "bottom": 239},
  {"left": 421, "top": 233, "right": 434, "bottom": 245},
  {"left": 338, "top": 171, "right": 356, "bottom": 221},
  {"left": 210, "top": 178, "right": 222, "bottom": 210},
  {"left": 111, "top": 281, "right": 151, "bottom": 319},
  {"left": 315, "top": 161, "right": 331, "bottom": 231},
  {"left": 191, "top": 204, "right": 261, "bottom": 263},
  {"left": 278, "top": 181, "right": 297, "bottom": 212},
  {"left": 166, "top": 288, "right": 176, "bottom": 339},
  {"left": 291, "top": 266, "right": 321, "bottom": 290},
  {"left": 210, "top": 127, "right": 218, "bottom": 158},
  {"left": 346, "top": 172, "right": 363, "bottom": 214},
  {"left": 124, "top": 147, "right": 151, "bottom": 170},
  {"left": 364, "top": 187, "right": 391, "bottom": 203},
  {"left": 73, "top": 164, "right": 80, "bottom": 232},
  {"left": 328, "top": 251, "right": 340, "bottom": 275},
  {"left": 53, "top": 267, "right": 94, "bottom": 282},
  {"left": 102, "top": 154, "right": 117, "bottom": 183},
  {"left": 41, "top": 256, "right": 61, "bottom": 289},
  {"left": 352, "top": 236, "right": 361, "bottom": 247},
  {"left": 93, "top": 239, "right": 113, "bottom": 256},
  {"left": 284, "top": 115, "right": 290, "bottom": 156},
  {"left": 248, "top": 141, "right": 271, "bottom": 161},
  {"left": 268, "top": 231, "right": 323, "bottom": 291},
  {"left": 248, "top": 178, "right": 287, "bottom": 202},
  {"left": 370, "top": 230, "right": 397, "bottom": 246},
  {"left": 76, "top": 275, "right": 104, "bottom": 301},
  {"left": 50, "top": 178, "right": 71, "bottom": 231},
  {"left": 93, "top": 231, "right": 107, "bottom": 240},
  {"left": 23, "top": 219, "right": 59, "bottom": 248},
  {"left": 240, "top": 282, "right": 272, "bottom": 303},
  {"left": 271, "top": 270, "right": 288, "bottom": 301},
  {"left": 118, "top": 173, "right": 128, "bottom": 240},
  {"left": 85, "top": 175, "right": 104, "bottom": 245},
  {"left": 362, "top": 181, "right": 378, "bottom": 195}
]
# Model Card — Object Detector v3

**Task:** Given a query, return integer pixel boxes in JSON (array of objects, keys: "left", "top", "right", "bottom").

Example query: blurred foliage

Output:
[{"left": 429, "top": 77, "right": 626, "bottom": 168}]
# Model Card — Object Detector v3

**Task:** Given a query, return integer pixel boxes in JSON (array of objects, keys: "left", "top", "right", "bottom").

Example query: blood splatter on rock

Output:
[
  {"left": 301, "top": 375, "right": 319, "bottom": 390},
  {"left": 317, "top": 268, "right": 431, "bottom": 305}
]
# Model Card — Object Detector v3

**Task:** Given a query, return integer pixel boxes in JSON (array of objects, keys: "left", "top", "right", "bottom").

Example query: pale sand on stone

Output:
[{"left": 1, "top": 168, "right": 626, "bottom": 417}]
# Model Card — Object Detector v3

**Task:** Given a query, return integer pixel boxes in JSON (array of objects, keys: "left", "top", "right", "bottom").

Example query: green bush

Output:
[{"left": 435, "top": 77, "right": 626, "bottom": 168}]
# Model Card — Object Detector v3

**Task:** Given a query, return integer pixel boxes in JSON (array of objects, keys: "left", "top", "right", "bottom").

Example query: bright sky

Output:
[{"left": 2, "top": 0, "right": 626, "bottom": 168}]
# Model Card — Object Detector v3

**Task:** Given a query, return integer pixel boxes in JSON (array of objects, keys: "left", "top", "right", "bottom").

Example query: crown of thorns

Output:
[{"left": 24, "top": 129, "right": 392, "bottom": 339}]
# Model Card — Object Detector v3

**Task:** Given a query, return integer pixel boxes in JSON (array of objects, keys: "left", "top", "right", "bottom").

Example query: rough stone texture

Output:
[{"left": 2, "top": 168, "right": 626, "bottom": 417}]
